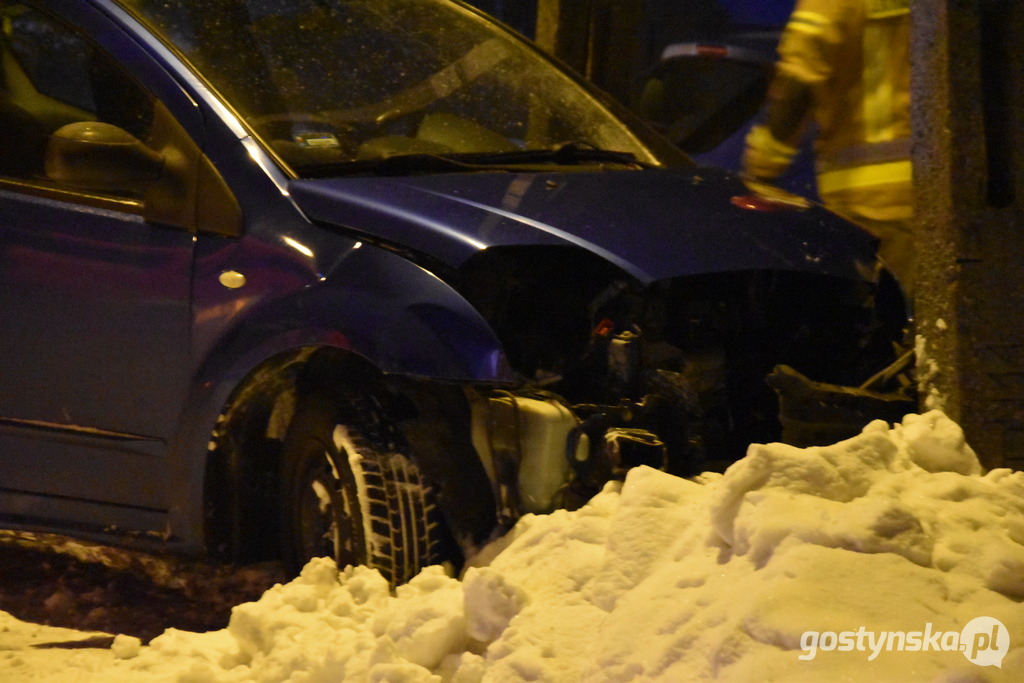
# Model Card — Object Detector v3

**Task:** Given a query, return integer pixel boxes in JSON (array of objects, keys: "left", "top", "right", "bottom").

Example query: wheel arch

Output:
[
  {"left": 199, "top": 344, "right": 495, "bottom": 567},
  {"left": 199, "top": 345, "right": 379, "bottom": 562},
  {"left": 169, "top": 244, "right": 518, "bottom": 556}
]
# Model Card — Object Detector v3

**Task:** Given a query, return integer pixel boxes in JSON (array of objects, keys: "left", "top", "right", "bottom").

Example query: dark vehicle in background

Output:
[
  {"left": 636, "top": 32, "right": 819, "bottom": 200},
  {"left": 0, "top": 0, "right": 908, "bottom": 582}
]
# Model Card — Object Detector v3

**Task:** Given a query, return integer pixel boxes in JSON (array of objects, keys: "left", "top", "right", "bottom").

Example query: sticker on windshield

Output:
[{"left": 295, "top": 133, "right": 341, "bottom": 148}]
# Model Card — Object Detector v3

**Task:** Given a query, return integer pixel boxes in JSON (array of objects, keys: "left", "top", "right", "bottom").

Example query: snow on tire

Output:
[
  {"left": 335, "top": 425, "right": 443, "bottom": 585},
  {"left": 280, "top": 395, "right": 445, "bottom": 585}
]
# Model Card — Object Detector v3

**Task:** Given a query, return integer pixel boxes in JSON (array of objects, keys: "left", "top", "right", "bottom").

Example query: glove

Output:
[{"left": 742, "top": 124, "right": 799, "bottom": 180}]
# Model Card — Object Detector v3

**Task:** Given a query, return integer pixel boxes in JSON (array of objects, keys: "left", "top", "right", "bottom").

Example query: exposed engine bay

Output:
[{"left": 453, "top": 245, "right": 914, "bottom": 519}]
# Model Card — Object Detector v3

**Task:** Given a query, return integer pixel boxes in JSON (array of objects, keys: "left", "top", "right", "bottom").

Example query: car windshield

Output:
[{"left": 119, "top": 0, "right": 686, "bottom": 176}]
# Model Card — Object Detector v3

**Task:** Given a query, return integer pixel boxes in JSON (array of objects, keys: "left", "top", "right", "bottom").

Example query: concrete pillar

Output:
[
  {"left": 535, "top": 0, "right": 644, "bottom": 103},
  {"left": 911, "top": 0, "right": 1024, "bottom": 469},
  {"left": 535, "top": 0, "right": 593, "bottom": 77}
]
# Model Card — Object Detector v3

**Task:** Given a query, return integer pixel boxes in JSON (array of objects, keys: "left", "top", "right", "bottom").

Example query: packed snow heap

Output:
[{"left": 7, "top": 410, "right": 1024, "bottom": 681}]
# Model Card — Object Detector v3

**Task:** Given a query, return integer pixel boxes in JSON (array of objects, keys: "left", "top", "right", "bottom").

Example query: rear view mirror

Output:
[{"left": 45, "top": 121, "right": 164, "bottom": 193}]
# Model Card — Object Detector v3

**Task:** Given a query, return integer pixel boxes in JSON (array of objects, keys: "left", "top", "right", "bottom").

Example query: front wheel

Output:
[{"left": 279, "top": 395, "right": 444, "bottom": 584}]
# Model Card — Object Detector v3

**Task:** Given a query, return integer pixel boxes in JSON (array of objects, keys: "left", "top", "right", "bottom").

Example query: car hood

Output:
[{"left": 288, "top": 166, "right": 878, "bottom": 284}]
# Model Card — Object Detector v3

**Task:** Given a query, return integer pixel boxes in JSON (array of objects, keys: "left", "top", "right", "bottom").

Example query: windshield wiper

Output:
[
  {"left": 300, "top": 143, "right": 654, "bottom": 178},
  {"left": 461, "top": 143, "right": 655, "bottom": 169}
]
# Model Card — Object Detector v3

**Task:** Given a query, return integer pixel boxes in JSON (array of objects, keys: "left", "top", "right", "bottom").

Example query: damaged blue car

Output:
[{"left": 0, "top": 0, "right": 910, "bottom": 581}]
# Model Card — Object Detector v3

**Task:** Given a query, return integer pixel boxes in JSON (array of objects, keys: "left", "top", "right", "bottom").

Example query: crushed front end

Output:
[{"left": 456, "top": 246, "right": 912, "bottom": 516}]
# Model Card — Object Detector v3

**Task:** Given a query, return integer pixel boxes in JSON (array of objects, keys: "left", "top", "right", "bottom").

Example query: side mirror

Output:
[
  {"left": 45, "top": 121, "right": 164, "bottom": 193},
  {"left": 44, "top": 107, "right": 242, "bottom": 237}
]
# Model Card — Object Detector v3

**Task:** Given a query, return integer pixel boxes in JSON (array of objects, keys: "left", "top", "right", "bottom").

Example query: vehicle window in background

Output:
[
  {"left": 0, "top": 0, "right": 153, "bottom": 194},
  {"left": 123, "top": 0, "right": 671, "bottom": 175},
  {"left": 637, "top": 46, "right": 772, "bottom": 155}
]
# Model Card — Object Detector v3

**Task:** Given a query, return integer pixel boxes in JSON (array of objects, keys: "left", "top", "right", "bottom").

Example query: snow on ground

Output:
[{"left": 3, "top": 410, "right": 1024, "bottom": 682}]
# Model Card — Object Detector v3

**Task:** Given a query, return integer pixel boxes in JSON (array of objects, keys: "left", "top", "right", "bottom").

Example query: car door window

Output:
[{"left": 0, "top": 0, "right": 153, "bottom": 197}]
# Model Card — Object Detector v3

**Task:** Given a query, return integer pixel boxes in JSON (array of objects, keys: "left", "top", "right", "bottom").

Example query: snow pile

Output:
[{"left": 4, "top": 410, "right": 1024, "bottom": 682}]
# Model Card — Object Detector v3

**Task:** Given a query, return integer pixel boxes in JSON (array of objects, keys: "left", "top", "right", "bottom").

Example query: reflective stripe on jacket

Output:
[{"left": 777, "top": 0, "right": 912, "bottom": 219}]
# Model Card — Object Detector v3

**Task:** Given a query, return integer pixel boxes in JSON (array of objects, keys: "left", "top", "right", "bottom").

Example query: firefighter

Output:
[{"left": 742, "top": 0, "right": 913, "bottom": 294}]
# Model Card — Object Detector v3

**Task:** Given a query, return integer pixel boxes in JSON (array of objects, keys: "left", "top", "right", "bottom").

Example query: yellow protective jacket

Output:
[{"left": 746, "top": 0, "right": 912, "bottom": 223}]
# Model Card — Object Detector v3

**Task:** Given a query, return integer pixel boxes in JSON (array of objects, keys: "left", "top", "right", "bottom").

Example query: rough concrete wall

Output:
[
  {"left": 535, "top": 0, "right": 592, "bottom": 76},
  {"left": 911, "top": 0, "right": 1024, "bottom": 469},
  {"left": 534, "top": 0, "right": 644, "bottom": 103}
]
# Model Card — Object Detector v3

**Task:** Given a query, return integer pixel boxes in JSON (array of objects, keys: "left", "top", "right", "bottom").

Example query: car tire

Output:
[{"left": 279, "top": 393, "right": 443, "bottom": 584}]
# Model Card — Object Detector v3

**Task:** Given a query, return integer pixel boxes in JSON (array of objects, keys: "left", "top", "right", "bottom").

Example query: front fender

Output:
[
  {"left": 201, "top": 243, "right": 514, "bottom": 389},
  {"left": 165, "top": 243, "right": 514, "bottom": 550},
  {"left": 316, "top": 244, "right": 515, "bottom": 382}
]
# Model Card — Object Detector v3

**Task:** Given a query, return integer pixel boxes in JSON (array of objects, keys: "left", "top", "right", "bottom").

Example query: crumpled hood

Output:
[{"left": 289, "top": 166, "right": 879, "bottom": 284}]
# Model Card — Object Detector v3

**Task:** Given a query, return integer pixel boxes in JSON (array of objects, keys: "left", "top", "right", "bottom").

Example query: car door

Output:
[{"left": 0, "top": 1, "right": 197, "bottom": 525}]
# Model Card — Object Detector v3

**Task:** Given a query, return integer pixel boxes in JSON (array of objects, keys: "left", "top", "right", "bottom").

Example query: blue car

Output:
[{"left": 0, "top": 0, "right": 908, "bottom": 581}]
